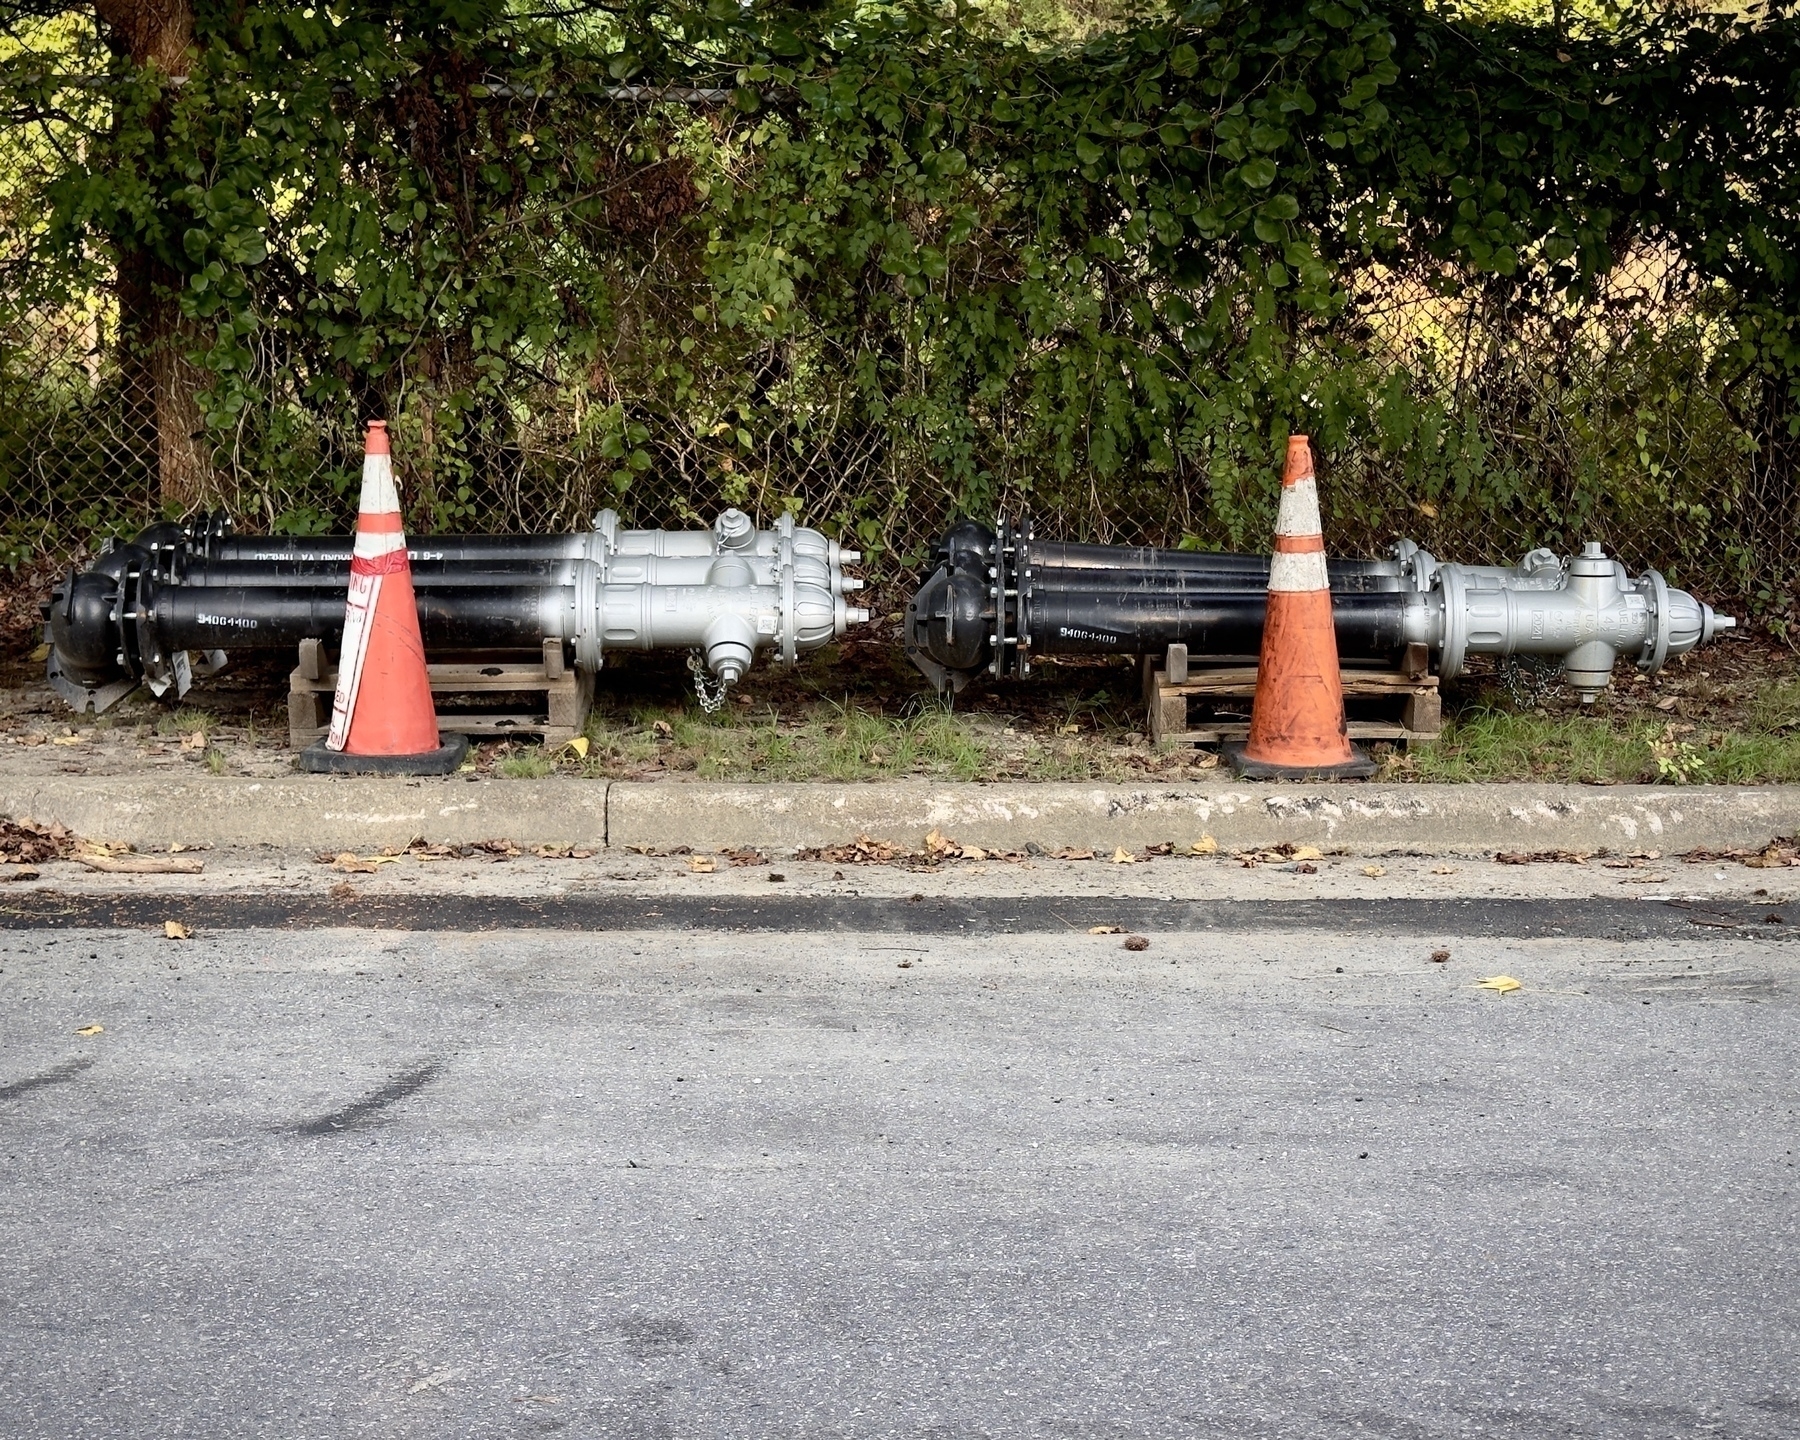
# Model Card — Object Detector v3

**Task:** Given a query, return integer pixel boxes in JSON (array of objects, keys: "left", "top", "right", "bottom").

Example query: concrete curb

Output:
[
  {"left": 0, "top": 774, "right": 608, "bottom": 851},
  {"left": 2, "top": 773, "right": 1798, "bottom": 856},
  {"left": 605, "top": 780, "right": 1800, "bottom": 856}
]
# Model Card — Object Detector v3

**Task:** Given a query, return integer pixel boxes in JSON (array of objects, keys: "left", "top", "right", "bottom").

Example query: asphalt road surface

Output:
[{"left": 2, "top": 910, "right": 1797, "bottom": 1438}]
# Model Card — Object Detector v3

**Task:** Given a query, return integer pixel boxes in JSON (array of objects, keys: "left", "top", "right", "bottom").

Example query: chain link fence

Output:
[{"left": 0, "top": 244, "right": 1788, "bottom": 609}]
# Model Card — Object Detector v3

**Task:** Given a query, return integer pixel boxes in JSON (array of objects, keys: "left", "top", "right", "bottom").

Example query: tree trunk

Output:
[{"left": 94, "top": 0, "right": 212, "bottom": 512}]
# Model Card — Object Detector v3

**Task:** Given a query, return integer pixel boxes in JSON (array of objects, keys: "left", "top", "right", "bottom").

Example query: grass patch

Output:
[
  {"left": 1395, "top": 691, "right": 1800, "bottom": 784},
  {"left": 567, "top": 696, "right": 1173, "bottom": 783},
  {"left": 496, "top": 748, "right": 559, "bottom": 779},
  {"left": 155, "top": 707, "right": 215, "bottom": 739},
  {"left": 508, "top": 671, "right": 1800, "bottom": 786}
]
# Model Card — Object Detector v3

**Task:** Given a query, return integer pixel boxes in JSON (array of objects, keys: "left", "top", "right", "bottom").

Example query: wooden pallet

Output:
[
  {"left": 288, "top": 638, "right": 594, "bottom": 749},
  {"left": 1141, "top": 643, "right": 1441, "bottom": 747}
]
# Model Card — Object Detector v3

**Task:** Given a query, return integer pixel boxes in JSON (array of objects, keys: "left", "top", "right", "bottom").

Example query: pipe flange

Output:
[
  {"left": 1436, "top": 564, "right": 1470, "bottom": 679},
  {"left": 1017, "top": 515, "right": 1034, "bottom": 678},
  {"left": 1638, "top": 568, "right": 1671, "bottom": 673},
  {"left": 778, "top": 514, "right": 797, "bottom": 665},
  {"left": 988, "top": 514, "right": 1010, "bottom": 680},
  {"left": 571, "top": 558, "right": 603, "bottom": 671},
  {"left": 586, "top": 510, "right": 619, "bottom": 574}
]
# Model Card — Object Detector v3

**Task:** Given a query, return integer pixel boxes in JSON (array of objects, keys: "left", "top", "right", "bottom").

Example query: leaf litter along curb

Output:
[
  {"left": 316, "top": 837, "right": 596, "bottom": 871},
  {"left": 2, "top": 815, "right": 206, "bottom": 874},
  {"left": 794, "top": 832, "right": 1192, "bottom": 869},
  {"left": 0, "top": 817, "right": 77, "bottom": 865},
  {"left": 1678, "top": 837, "right": 1800, "bottom": 868}
]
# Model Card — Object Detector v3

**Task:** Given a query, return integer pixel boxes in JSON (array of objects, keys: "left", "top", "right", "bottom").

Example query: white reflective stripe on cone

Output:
[
  {"left": 1268, "top": 550, "right": 1330, "bottom": 593},
  {"left": 352, "top": 528, "right": 405, "bottom": 561},
  {"left": 1273, "top": 476, "right": 1321, "bottom": 537},
  {"left": 325, "top": 570, "right": 382, "bottom": 750},
  {"left": 359, "top": 452, "right": 401, "bottom": 516}
]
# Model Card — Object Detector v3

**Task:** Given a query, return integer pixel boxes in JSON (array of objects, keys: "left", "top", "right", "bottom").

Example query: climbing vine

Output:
[{"left": 4, "top": 0, "right": 1798, "bottom": 588}]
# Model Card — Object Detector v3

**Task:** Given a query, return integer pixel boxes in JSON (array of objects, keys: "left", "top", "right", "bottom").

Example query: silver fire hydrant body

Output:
[
  {"left": 1398, "top": 542, "right": 1732, "bottom": 701},
  {"left": 560, "top": 509, "right": 866, "bottom": 685}
]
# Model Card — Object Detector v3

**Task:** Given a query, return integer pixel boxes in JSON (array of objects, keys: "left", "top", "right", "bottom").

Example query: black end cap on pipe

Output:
[{"left": 47, "top": 571, "right": 131, "bottom": 686}]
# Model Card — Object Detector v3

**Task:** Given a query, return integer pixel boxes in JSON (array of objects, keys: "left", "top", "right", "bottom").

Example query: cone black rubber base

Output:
[
  {"left": 1220, "top": 741, "right": 1378, "bottom": 781},
  {"left": 296, "top": 734, "right": 470, "bottom": 776}
]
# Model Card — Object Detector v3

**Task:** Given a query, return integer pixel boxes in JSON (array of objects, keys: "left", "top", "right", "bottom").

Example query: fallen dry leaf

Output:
[
  {"left": 562, "top": 736, "right": 591, "bottom": 759},
  {"left": 1049, "top": 847, "right": 1095, "bottom": 861},
  {"left": 1110, "top": 847, "right": 1136, "bottom": 865},
  {"left": 163, "top": 921, "right": 190, "bottom": 940},
  {"left": 51, "top": 734, "right": 85, "bottom": 747},
  {"left": 652, "top": 720, "right": 674, "bottom": 739},
  {"left": 1496, "top": 849, "right": 1591, "bottom": 865},
  {"left": 1431, "top": 865, "right": 1457, "bottom": 875},
  {"left": 1291, "top": 845, "right": 1324, "bottom": 862},
  {"left": 1088, "top": 925, "right": 1124, "bottom": 935},
  {"left": 74, "top": 1024, "right": 103, "bottom": 1036},
  {"left": 1476, "top": 975, "right": 1521, "bottom": 994},
  {"left": 29, "top": 642, "right": 51, "bottom": 663},
  {"left": 179, "top": 730, "right": 207, "bottom": 751},
  {"left": 1362, "top": 865, "right": 1387, "bottom": 878},
  {"left": 688, "top": 855, "right": 717, "bottom": 873},
  {"left": 1190, "top": 836, "right": 1219, "bottom": 856}
]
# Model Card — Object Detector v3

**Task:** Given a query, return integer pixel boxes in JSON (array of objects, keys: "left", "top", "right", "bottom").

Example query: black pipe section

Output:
[
  {"left": 906, "top": 518, "right": 1412, "bottom": 694},
  {"left": 46, "top": 569, "right": 569, "bottom": 692},
  {"left": 145, "top": 579, "right": 557, "bottom": 654},
  {"left": 1031, "top": 590, "right": 1409, "bottom": 658},
  {"left": 1028, "top": 541, "right": 1399, "bottom": 589},
  {"left": 170, "top": 557, "right": 587, "bottom": 589},
  {"left": 208, "top": 537, "right": 588, "bottom": 567},
  {"left": 1029, "top": 564, "right": 1402, "bottom": 595}
]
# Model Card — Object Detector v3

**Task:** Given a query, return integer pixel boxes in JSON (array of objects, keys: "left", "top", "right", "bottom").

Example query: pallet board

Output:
[
  {"left": 1141, "top": 643, "right": 1441, "bottom": 747},
  {"left": 287, "top": 638, "right": 593, "bottom": 749}
]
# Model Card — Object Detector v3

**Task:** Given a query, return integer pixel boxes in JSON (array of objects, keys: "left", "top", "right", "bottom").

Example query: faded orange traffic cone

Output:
[
  {"left": 1228, "top": 435, "right": 1375, "bottom": 780},
  {"left": 298, "top": 421, "right": 468, "bottom": 775}
]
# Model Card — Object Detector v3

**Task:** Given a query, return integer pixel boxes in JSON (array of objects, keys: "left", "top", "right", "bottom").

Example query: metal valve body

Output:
[
  {"left": 905, "top": 521, "right": 1733, "bottom": 700},
  {"left": 46, "top": 508, "right": 869, "bottom": 713}
]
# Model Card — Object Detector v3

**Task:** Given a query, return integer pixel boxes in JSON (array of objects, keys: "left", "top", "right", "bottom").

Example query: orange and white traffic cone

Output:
[
  {"left": 298, "top": 421, "right": 467, "bottom": 774},
  {"left": 1227, "top": 434, "right": 1374, "bottom": 780}
]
